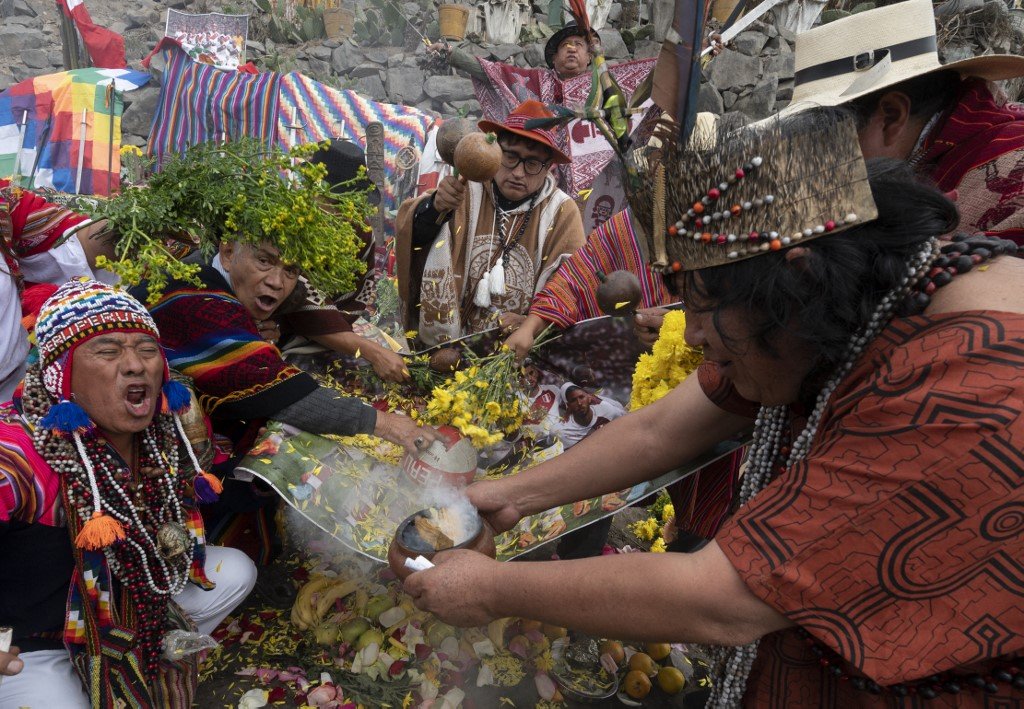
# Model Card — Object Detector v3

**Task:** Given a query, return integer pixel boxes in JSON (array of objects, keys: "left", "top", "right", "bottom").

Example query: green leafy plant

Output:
[
  {"left": 353, "top": 0, "right": 407, "bottom": 46},
  {"left": 90, "top": 139, "right": 375, "bottom": 303}
]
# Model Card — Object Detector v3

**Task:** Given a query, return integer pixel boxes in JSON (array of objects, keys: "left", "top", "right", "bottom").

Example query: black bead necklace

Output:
[{"left": 897, "top": 233, "right": 1020, "bottom": 316}]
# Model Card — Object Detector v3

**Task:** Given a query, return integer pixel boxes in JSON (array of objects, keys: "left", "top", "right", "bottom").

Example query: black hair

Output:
[
  {"left": 679, "top": 157, "right": 958, "bottom": 387},
  {"left": 847, "top": 69, "right": 962, "bottom": 129},
  {"left": 309, "top": 140, "right": 380, "bottom": 205},
  {"left": 497, "top": 131, "right": 554, "bottom": 164}
]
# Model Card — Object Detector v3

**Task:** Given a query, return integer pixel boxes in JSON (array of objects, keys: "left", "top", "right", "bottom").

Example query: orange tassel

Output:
[
  {"left": 199, "top": 471, "right": 223, "bottom": 494},
  {"left": 75, "top": 511, "right": 126, "bottom": 550}
]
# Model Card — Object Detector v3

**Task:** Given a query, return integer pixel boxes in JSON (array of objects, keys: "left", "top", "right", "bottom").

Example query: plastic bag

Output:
[{"left": 161, "top": 629, "right": 219, "bottom": 661}]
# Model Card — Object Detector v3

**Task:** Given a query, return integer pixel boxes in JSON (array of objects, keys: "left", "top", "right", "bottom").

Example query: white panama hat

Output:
[{"left": 779, "top": 0, "right": 1024, "bottom": 116}]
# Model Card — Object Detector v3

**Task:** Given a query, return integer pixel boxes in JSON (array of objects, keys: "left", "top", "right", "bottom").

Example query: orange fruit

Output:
[
  {"left": 624, "top": 669, "right": 653, "bottom": 699},
  {"left": 657, "top": 666, "right": 686, "bottom": 694},
  {"left": 646, "top": 642, "right": 672, "bottom": 661},
  {"left": 598, "top": 639, "right": 625, "bottom": 665},
  {"left": 542, "top": 624, "right": 567, "bottom": 640},
  {"left": 628, "top": 652, "right": 658, "bottom": 677}
]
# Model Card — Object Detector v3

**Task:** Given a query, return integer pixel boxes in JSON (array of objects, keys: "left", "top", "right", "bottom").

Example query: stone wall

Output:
[{"left": 5, "top": 0, "right": 1018, "bottom": 150}]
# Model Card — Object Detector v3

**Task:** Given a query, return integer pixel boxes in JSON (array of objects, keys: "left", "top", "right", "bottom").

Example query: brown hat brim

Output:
[{"left": 477, "top": 120, "right": 572, "bottom": 164}]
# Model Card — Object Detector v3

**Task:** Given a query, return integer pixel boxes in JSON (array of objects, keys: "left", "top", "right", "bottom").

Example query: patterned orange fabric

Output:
[{"left": 717, "top": 311, "right": 1024, "bottom": 706}]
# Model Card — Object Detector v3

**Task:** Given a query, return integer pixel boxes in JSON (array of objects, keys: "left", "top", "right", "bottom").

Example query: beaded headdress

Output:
[
  {"left": 627, "top": 112, "right": 878, "bottom": 273},
  {"left": 31, "top": 278, "right": 222, "bottom": 549}
]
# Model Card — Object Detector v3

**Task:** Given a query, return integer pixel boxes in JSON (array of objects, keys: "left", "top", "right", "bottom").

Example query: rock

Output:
[
  {"left": 608, "top": 3, "right": 622, "bottom": 22},
  {"left": 649, "top": 0, "right": 674, "bottom": 41},
  {"left": 707, "top": 50, "right": 761, "bottom": 91},
  {"left": 331, "top": 43, "right": 364, "bottom": 74},
  {"left": 387, "top": 66, "right": 426, "bottom": 104},
  {"left": 777, "top": 26, "right": 796, "bottom": 44},
  {"left": 731, "top": 77, "right": 778, "bottom": 119},
  {"left": 364, "top": 47, "right": 391, "bottom": 64},
  {"left": 6, "top": 14, "right": 41, "bottom": 28},
  {"left": 110, "top": 21, "right": 128, "bottom": 35},
  {"left": 10, "top": 65, "right": 34, "bottom": 83},
  {"left": 310, "top": 45, "right": 333, "bottom": 61},
  {"left": 306, "top": 57, "right": 331, "bottom": 76},
  {"left": 722, "top": 89, "right": 738, "bottom": 110},
  {"left": 0, "top": 0, "right": 36, "bottom": 17},
  {"left": 632, "top": 39, "right": 661, "bottom": 59},
  {"left": 247, "top": 40, "right": 266, "bottom": 55},
  {"left": 120, "top": 85, "right": 161, "bottom": 139},
  {"left": 762, "top": 52, "right": 794, "bottom": 80},
  {"left": 523, "top": 41, "right": 545, "bottom": 67},
  {"left": 732, "top": 30, "right": 768, "bottom": 57},
  {"left": 490, "top": 44, "right": 522, "bottom": 62},
  {"left": 0, "top": 27, "right": 43, "bottom": 54},
  {"left": 125, "top": 11, "right": 150, "bottom": 31},
  {"left": 720, "top": 111, "right": 750, "bottom": 133},
  {"left": 48, "top": 50, "right": 64, "bottom": 67},
  {"left": 0, "top": 72, "right": 14, "bottom": 92},
  {"left": 350, "top": 62, "right": 382, "bottom": 78},
  {"left": 356, "top": 74, "right": 386, "bottom": 99},
  {"left": 20, "top": 48, "right": 49, "bottom": 70},
  {"left": 596, "top": 28, "right": 629, "bottom": 59},
  {"left": 448, "top": 98, "right": 482, "bottom": 116},
  {"left": 424, "top": 75, "right": 475, "bottom": 102},
  {"left": 697, "top": 82, "right": 725, "bottom": 115}
]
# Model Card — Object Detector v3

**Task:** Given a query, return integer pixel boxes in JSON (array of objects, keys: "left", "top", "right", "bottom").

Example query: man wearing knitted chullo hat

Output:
[{"left": 0, "top": 279, "right": 257, "bottom": 708}]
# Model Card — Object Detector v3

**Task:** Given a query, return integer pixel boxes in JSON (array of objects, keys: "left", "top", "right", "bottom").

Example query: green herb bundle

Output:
[{"left": 91, "top": 139, "right": 374, "bottom": 303}]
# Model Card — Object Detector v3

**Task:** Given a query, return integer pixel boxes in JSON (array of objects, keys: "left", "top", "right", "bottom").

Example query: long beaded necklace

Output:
[
  {"left": 703, "top": 234, "right": 1020, "bottom": 707},
  {"left": 704, "top": 237, "right": 940, "bottom": 707},
  {"left": 22, "top": 365, "right": 194, "bottom": 678}
]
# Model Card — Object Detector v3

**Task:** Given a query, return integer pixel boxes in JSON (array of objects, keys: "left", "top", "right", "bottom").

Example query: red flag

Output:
[{"left": 56, "top": 0, "right": 126, "bottom": 69}]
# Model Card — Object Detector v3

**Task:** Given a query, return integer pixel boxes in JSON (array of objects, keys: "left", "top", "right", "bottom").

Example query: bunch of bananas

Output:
[{"left": 290, "top": 575, "right": 360, "bottom": 632}]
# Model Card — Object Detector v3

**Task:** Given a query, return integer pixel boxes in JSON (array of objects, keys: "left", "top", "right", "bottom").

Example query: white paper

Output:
[{"left": 403, "top": 555, "right": 435, "bottom": 572}]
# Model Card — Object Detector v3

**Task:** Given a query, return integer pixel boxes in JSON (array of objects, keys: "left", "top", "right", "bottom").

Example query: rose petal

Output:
[{"left": 534, "top": 673, "right": 557, "bottom": 701}]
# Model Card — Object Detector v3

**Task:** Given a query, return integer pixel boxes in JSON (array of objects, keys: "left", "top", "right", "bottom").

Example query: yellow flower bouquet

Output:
[
  {"left": 419, "top": 352, "right": 525, "bottom": 448},
  {"left": 629, "top": 310, "right": 703, "bottom": 410}
]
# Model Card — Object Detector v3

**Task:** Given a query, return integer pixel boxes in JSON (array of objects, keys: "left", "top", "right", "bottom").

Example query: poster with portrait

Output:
[{"left": 165, "top": 9, "right": 249, "bottom": 70}]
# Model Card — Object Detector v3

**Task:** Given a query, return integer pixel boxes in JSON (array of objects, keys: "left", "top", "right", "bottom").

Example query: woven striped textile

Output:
[
  {"left": 276, "top": 72, "right": 435, "bottom": 235},
  {"left": 147, "top": 40, "right": 280, "bottom": 162},
  {"left": 530, "top": 209, "right": 669, "bottom": 328}
]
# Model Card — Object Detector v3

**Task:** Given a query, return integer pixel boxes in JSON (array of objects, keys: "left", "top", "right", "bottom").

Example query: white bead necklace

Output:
[{"left": 704, "top": 238, "right": 939, "bottom": 708}]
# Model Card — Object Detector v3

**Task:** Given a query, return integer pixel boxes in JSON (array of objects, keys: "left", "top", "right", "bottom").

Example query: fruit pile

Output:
[{"left": 620, "top": 644, "right": 691, "bottom": 702}]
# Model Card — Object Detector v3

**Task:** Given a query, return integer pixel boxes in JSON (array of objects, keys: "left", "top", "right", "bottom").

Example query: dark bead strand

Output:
[
  {"left": 896, "top": 234, "right": 1019, "bottom": 317},
  {"left": 795, "top": 629, "right": 1022, "bottom": 700}
]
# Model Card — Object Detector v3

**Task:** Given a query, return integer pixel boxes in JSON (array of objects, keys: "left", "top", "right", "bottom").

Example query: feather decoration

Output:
[
  {"left": 651, "top": 0, "right": 709, "bottom": 143},
  {"left": 523, "top": 104, "right": 578, "bottom": 131}
]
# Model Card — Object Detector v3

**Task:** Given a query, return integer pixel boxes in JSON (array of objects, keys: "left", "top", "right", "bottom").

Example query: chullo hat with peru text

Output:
[
  {"left": 780, "top": 0, "right": 1024, "bottom": 117},
  {"left": 626, "top": 111, "right": 877, "bottom": 272}
]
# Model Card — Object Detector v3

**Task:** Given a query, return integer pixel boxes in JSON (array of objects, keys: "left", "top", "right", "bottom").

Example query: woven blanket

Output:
[
  {"left": 147, "top": 40, "right": 280, "bottom": 161},
  {"left": 276, "top": 72, "right": 435, "bottom": 236}
]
